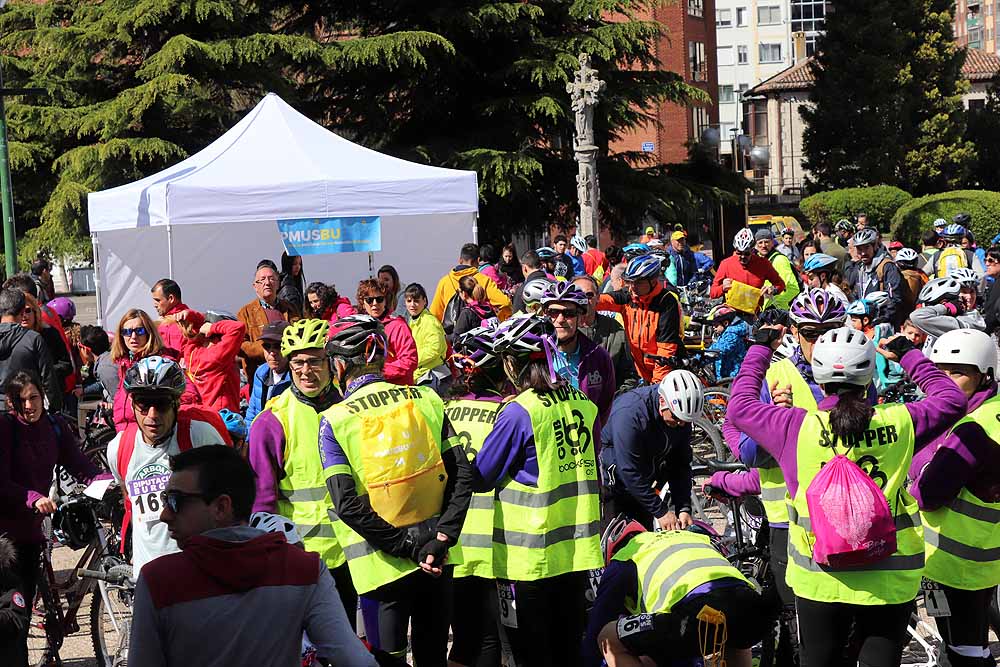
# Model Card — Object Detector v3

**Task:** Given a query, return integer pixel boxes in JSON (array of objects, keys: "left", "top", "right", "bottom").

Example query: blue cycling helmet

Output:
[
  {"left": 624, "top": 254, "right": 664, "bottom": 281},
  {"left": 802, "top": 253, "right": 838, "bottom": 273},
  {"left": 845, "top": 299, "right": 876, "bottom": 318},
  {"left": 622, "top": 243, "right": 650, "bottom": 261},
  {"left": 942, "top": 223, "right": 966, "bottom": 240},
  {"left": 218, "top": 409, "right": 247, "bottom": 440}
]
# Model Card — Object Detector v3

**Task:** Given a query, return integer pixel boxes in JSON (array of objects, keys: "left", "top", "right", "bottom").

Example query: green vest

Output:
[
  {"left": 613, "top": 531, "right": 749, "bottom": 615},
  {"left": 268, "top": 391, "right": 345, "bottom": 569},
  {"left": 788, "top": 405, "right": 924, "bottom": 605},
  {"left": 445, "top": 397, "right": 503, "bottom": 579},
  {"left": 759, "top": 359, "right": 815, "bottom": 525},
  {"left": 922, "top": 395, "right": 1000, "bottom": 590},
  {"left": 321, "top": 380, "right": 462, "bottom": 594},
  {"left": 492, "top": 386, "right": 603, "bottom": 581}
]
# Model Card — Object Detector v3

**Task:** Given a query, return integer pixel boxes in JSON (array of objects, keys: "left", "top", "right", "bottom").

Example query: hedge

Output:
[
  {"left": 799, "top": 186, "right": 913, "bottom": 230},
  {"left": 889, "top": 190, "right": 1000, "bottom": 247}
]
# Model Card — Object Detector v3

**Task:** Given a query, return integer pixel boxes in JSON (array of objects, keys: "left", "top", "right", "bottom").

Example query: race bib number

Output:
[
  {"left": 127, "top": 474, "right": 169, "bottom": 523},
  {"left": 921, "top": 579, "right": 951, "bottom": 618},
  {"left": 498, "top": 582, "right": 518, "bottom": 629},
  {"left": 616, "top": 614, "right": 655, "bottom": 639}
]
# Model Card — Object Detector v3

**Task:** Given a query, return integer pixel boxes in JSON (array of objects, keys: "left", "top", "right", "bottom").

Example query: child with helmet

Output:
[{"left": 705, "top": 304, "right": 749, "bottom": 379}]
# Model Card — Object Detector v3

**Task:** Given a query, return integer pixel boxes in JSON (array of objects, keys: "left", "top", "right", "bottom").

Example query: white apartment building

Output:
[{"left": 714, "top": 0, "right": 827, "bottom": 157}]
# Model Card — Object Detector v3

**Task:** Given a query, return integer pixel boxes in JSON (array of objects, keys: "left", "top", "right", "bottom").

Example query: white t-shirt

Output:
[{"left": 107, "top": 421, "right": 226, "bottom": 573}]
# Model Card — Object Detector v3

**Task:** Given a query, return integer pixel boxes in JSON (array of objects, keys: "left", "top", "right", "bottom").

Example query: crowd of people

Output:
[{"left": 0, "top": 213, "right": 998, "bottom": 667}]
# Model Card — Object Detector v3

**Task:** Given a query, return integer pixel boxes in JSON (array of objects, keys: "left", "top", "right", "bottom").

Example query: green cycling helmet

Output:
[{"left": 281, "top": 318, "right": 330, "bottom": 357}]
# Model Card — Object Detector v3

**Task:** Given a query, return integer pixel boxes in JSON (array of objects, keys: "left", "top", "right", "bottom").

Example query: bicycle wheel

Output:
[
  {"left": 702, "top": 387, "right": 729, "bottom": 428},
  {"left": 91, "top": 576, "right": 133, "bottom": 667},
  {"left": 691, "top": 417, "right": 728, "bottom": 464},
  {"left": 27, "top": 561, "right": 64, "bottom": 667}
]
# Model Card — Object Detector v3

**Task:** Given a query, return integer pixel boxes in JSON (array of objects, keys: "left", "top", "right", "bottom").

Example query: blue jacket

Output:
[
  {"left": 246, "top": 364, "right": 292, "bottom": 424},
  {"left": 666, "top": 247, "right": 698, "bottom": 287},
  {"left": 707, "top": 319, "right": 749, "bottom": 379},
  {"left": 570, "top": 253, "right": 586, "bottom": 277}
]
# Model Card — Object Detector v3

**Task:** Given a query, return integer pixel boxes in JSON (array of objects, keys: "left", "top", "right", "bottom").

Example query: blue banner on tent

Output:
[{"left": 277, "top": 216, "right": 382, "bottom": 255}]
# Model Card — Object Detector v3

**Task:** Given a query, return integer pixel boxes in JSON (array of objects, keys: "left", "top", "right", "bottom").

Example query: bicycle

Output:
[{"left": 27, "top": 485, "right": 133, "bottom": 667}]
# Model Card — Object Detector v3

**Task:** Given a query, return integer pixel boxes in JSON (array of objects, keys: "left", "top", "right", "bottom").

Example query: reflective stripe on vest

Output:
[
  {"left": 788, "top": 405, "right": 924, "bottom": 605},
  {"left": 759, "top": 359, "right": 815, "bottom": 524},
  {"left": 445, "top": 397, "right": 503, "bottom": 579},
  {"left": 922, "top": 395, "right": 1000, "bottom": 589},
  {"left": 270, "top": 392, "right": 345, "bottom": 569},
  {"left": 613, "top": 531, "right": 750, "bottom": 615},
  {"left": 321, "top": 381, "right": 462, "bottom": 595},
  {"left": 493, "top": 386, "right": 603, "bottom": 581}
]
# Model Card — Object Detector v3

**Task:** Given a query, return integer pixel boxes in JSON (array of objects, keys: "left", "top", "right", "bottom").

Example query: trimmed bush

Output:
[
  {"left": 799, "top": 186, "right": 913, "bottom": 230},
  {"left": 890, "top": 190, "right": 1000, "bottom": 247}
]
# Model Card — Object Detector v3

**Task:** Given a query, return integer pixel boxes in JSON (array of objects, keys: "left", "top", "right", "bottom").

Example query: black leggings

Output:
[
  {"left": 363, "top": 568, "right": 454, "bottom": 666},
  {"left": 933, "top": 585, "right": 997, "bottom": 667},
  {"left": 795, "top": 596, "right": 912, "bottom": 667},
  {"left": 11, "top": 542, "right": 41, "bottom": 667},
  {"left": 330, "top": 563, "right": 358, "bottom": 632},
  {"left": 768, "top": 527, "right": 800, "bottom": 667},
  {"left": 498, "top": 572, "right": 588, "bottom": 667},
  {"left": 449, "top": 575, "right": 502, "bottom": 667}
]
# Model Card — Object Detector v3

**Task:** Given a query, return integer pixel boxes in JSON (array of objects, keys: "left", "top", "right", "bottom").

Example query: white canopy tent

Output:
[{"left": 88, "top": 93, "right": 479, "bottom": 328}]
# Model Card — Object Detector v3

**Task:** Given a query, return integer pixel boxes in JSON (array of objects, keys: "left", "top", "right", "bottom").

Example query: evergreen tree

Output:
[{"left": 965, "top": 86, "right": 1000, "bottom": 190}]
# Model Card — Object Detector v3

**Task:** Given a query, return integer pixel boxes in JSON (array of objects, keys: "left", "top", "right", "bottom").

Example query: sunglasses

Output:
[
  {"left": 545, "top": 308, "right": 579, "bottom": 319},
  {"left": 132, "top": 395, "right": 174, "bottom": 414},
  {"left": 363, "top": 296, "right": 386, "bottom": 305},
  {"left": 798, "top": 328, "right": 835, "bottom": 342},
  {"left": 262, "top": 342, "right": 282, "bottom": 352},
  {"left": 121, "top": 326, "right": 147, "bottom": 338},
  {"left": 988, "top": 257, "right": 999, "bottom": 265},
  {"left": 163, "top": 489, "right": 214, "bottom": 514}
]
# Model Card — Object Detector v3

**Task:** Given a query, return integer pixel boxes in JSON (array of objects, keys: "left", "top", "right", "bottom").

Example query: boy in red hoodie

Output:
[{"left": 175, "top": 310, "right": 246, "bottom": 412}]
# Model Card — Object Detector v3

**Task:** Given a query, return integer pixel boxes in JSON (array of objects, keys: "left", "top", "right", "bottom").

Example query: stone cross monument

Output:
[{"left": 567, "top": 53, "right": 605, "bottom": 239}]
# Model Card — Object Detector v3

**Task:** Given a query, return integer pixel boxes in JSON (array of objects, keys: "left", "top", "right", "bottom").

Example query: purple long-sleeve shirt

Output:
[
  {"left": 909, "top": 384, "right": 1000, "bottom": 510},
  {"left": 247, "top": 410, "right": 287, "bottom": 513},
  {"left": 728, "top": 345, "right": 967, "bottom": 499}
]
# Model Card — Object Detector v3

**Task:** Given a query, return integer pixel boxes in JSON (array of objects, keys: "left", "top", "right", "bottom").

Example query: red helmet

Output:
[{"left": 601, "top": 514, "right": 647, "bottom": 563}]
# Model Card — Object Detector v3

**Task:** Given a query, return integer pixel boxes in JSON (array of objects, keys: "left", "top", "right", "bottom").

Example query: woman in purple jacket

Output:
[
  {"left": 728, "top": 325, "right": 967, "bottom": 667},
  {"left": 0, "top": 370, "right": 103, "bottom": 666}
]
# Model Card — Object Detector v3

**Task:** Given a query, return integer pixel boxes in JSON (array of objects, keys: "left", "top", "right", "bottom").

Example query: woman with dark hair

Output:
[
  {"left": 20, "top": 293, "right": 72, "bottom": 411},
  {"left": 277, "top": 252, "right": 305, "bottom": 311},
  {"left": 404, "top": 283, "right": 450, "bottom": 392},
  {"left": 376, "top": 265, "right": 407, "bottom": 317},
  {"left": 304, "top": 282, "right": 355, "bottom": 323},
  {"left": 356, "top": 279, "right": 418, "bottom": 385},
  {"left": 478, "top": 244, "right": 512, "bottom": 294},
  {"left": 728, "top": 325, "right": 967, "bottom": 667},
  {"left": 498, "top": 243, "right": 522, "bottom": 288},
  {"left": 0, "top": 370, "right": 104, "bottom": 663}
]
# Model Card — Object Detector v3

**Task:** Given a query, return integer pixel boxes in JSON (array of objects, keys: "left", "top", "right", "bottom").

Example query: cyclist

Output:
[
  {"left": 319, "top": 315, "right": 472, "bottom": 665},
  {"left": 174, "top": 308, "right": 246, "bottom": 412},
  {"left": 911, "top": 329, "right": 1000, "bottom": 667},
  {"left": 666, "top": 231, "right": 698, "bottom": 287},
  {"left": 895, "top": 247, "right": 928, "bottom": 322},
  {"left": 107, "top": 356, "right": 228, "bottom": 573},
  {"left": 584, "top": 518, "right": 769, "bottom": 667},
  {"left": 600, "top": 370, "right": 703, "bottom": 530},
  {"left": 404, "top": 282, "right": 451, "bottom": 392},
  {"left": 568, "top": 236, "right": 588, "bottom": 276},
  {"left": 515, "top": 277, "right": 552, "bottom": 316},
  {"left": 756, "top": 229, "right": 801, "bottom": 310},
  {"left": 845, "top": 227, "right": 904, "bottom": 327},
  {"left": 705, "top": 304, "right": 749, "bottom": 379},
  {"left": 470, "top": 314, "right": 602, "bottom": 667},
  {"left": 553, "top": 235, "right": 576, "bottom": 278},
  {"left": 582, "top": 234, "right": 609, "bottom": 282},
  {"left": 511, "top": 250, "right": 550, "bottom": 313},
  {"left": 710, "top": 228, "right": 785, "bottom": 313},
  {"left": 245, "top": 321, "right": 291, "bottom": 424},
  {"left": 597, "top": 254, "right": 684, "bottom": 384},
  {"left": 540, "top": 282, "right": 615, "bottom": 425},
  {"left": 925, "top": 217, "right": 985, "bottom": 279},
  {"left": 847, "top": 297, "right": 903, "bottom": 392},
  {"left": 834, "top": 218, "right": 855, "bottom": 248},
  {"left": 573, "top": 274, "right": 640, "bottom": 394},
  {"left": 909, "top": 275, "right": 985, "bottom": 349},
  {"left": 247, "top": 319, "right": 355, "bottom": 624},
  {"left": 621, "top": 243, "right": 650, "bottom": 265},
  {"left": 728, "top": 325, "right": 967, "bottom": 667},
  {"left": 803, "top": 253, "right": 849, "bottom": 306},
  {"left": 446, "top": 325, "right": 507, "bottom": 667},
  {"left": 218, "top": 408, "right": 248, "bottom": 456}
]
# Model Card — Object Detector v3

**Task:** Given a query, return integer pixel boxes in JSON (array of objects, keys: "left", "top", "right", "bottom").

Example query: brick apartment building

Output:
[{"left": 955, "top": 0, "right": 999, "bottom": 54}]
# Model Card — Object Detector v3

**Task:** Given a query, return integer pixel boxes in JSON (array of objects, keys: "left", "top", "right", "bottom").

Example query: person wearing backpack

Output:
[
  {"left": 728, "top": 325, "right": 967, "bottom": 667},
  {"left": 451, "top": 275, "right": 497, "bottom": 341},
  {"left": 107, "top": 356, "right": 229, "bottom": 573},
  {"left": 429, "top": 243, "right": 512, "bottom": 329},
  {"left": 925, "top": 219, "right": 986, "bottom": 280},
  {"left": 910, "top": 329, "right": 1000, "bottom": 667},
  {"left": 844, "top": 228, "right": 906, "bottom": 327}
]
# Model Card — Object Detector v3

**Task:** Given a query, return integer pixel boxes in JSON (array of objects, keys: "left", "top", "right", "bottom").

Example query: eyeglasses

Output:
[
  {"left": 987, "top": 257, "right": 999, "bottom": 265},
  {"left": 254, "top": 276, "right": 278, "bottom": 285},
  {"left": 121, "top": 326, "right": 147, "bottom": 338},
  {"left": 132, "top": 395, "right": 174, "bottom": 414},
  {"left": 545, "top": 308, "right": 579, "bottom": 320},
  {"left": 164, "top": 489, "right": 214, "bottom": 514},
  {"left": 290, "top": 357, "right": 327, "bottom": 372},
  {"left": 363, "top": 296, "right": 386, "bottom": 305}
]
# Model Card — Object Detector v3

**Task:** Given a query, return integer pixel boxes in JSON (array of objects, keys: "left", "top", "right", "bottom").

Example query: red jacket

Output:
[
  {"left": 182, "top": 312, "right": 246, "bottom": 413},
  {"left": 710, "top": 254, "right": 786, "bottom": 304},
  {"left": 156, "top": 303, "right": 191, "bottom": 356},
  {"left": 380, "top": 314, "right": 418, "bottom": 386},
  {"left": 583, "top": 248, "right": 609, "bottom": 277}
]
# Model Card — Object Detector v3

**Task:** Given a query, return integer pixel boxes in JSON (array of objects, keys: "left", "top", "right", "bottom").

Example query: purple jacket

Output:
[
  {"left": 910, "top": 384, "right": 1000, "bottom": 510},
  {"left": 576, "top": 333, "right": 616, "bottom": 428},
  {"left": 728, "top": 345, "right": 967, "bottom": 499},
  {"left": 0, "top": 413, "right": 103, "bottom": 543},
  {"left": 247, "top": 410, "right": 288, "bottom": 513}
]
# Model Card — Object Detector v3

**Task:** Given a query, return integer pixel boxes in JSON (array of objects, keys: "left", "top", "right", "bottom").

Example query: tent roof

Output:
[{"left": 88, "top": 93, "right": 479, "bottom": 231}]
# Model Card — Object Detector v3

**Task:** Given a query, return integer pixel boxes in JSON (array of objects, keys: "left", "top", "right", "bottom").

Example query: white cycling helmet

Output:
[
  {"left": 895, "top": 247, "right": 919, "bottom": 263},
  {"left": 929, "top": 329, "right": 997, "bottom": 378},
  {"left": 733, "top": 228, "right": 755, "bottom": 252},
  {"left": 933, "top": 218, "right": 948, "bottom": 230},
  {"left": 571, "top": 235, "right": 588, "bottom": 253},
  {"left": 919, "top": 276, "right": 963, "bottom": 306},
  {"left": 864, "top": 291, "right": 890, "bottom": 309},
  {"left": 249, "top": 512, "right": 303, "bottom": 546},
  {"left": 811, "top": 327, "right": 876, "bottom": 387},
  {"left": 948, "top": 267, "right": 979, "bottom": 288},
  {"left": 852, "top": 228, "right": 879, "bottom": 247},
  {"left": 657, "top": 370, "right": 705, "bottom": 422},
  {"left": 772, "top": 333, "right": 799, "bottom": 363},
  {"left": 521, "top": 278, "right": 552, "bottom": 306}
]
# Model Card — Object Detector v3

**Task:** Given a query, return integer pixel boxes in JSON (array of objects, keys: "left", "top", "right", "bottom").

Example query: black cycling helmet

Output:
[
  {"left": 123, "top": 356, "right": 186, "bottom": 397},
  {"left": 326, "top": 314, "right": 387, "bottom": 361},
  {"left": 952, "top": 212, "right": 972, "bottom": 227},
  {"left": 52, "top": 501, "right": 99, "bottom": 550}
]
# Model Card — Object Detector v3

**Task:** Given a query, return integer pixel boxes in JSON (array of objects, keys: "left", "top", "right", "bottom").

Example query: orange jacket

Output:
[{"left": 597, "top": 281, "right": 684, "bottom": 383}]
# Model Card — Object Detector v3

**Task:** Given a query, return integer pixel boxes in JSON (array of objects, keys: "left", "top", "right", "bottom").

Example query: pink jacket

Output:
[
  {"left": 380, "top": 314, "right": 418, "bottom": 385},
  {"left": 479, "top": 264, "right": 511, "bottom": 293},
  {"left": 112, "top": 349, "right": 201, "bottom": 432},
  {"left": 324, "top": 297, "right": 357, "bottom": 324}
]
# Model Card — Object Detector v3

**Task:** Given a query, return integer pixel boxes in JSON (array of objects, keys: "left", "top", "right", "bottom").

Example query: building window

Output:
[
  {"left": 969, "top": 26, "right": 983, "bottom": 48},
  {"left": 692, "top": 107, "right": 711, "bottom": 140},
  {"left": 757, "top": 5, "right": 781, "bottom": 25},
  {"left": 688, "top": 0, "right": 704, "bottom": 18},
  {"left": 737, "top": 45, "right": 749, "bottom": 64},
  {"left": 969, "top": 98, "right": 987, "bottom": 111},
  {"left": 717, "top": 8, "right": 732, "bottom": 27},
  {"left": 752, "top": 101, "right": 768, "bottom": 146},
  {"left": 736, "top": 7, "right": 748, "bottom": 26},
  {"left": 738, "top": 83, "right": 749, "bottom": 98},
  {"left": 689, "top": 41, "right": 707, "bottom": 81},
  {"left": 718, "top": 46, "right": 735, "bottom": 66},
  {"left": 805, "top": 35, "right": 819, "bottom": 56},
  {"left": 719, "top": 85, "right": 736, "bottom": 103},
  {"left": 759, "top": 43, "right": 783, "bottom": 63},
  {"left": 790, "top": 0, "right": 826, "bottom": 33}
]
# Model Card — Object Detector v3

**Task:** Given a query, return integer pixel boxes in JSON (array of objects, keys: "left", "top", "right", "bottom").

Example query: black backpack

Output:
[{"left": 441, "top": 292, "right": 464, "bottom": 336}]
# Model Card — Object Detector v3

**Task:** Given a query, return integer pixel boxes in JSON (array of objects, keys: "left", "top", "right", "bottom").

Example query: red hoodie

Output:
[
  {"left": 156, "top": 302, "right": 191, "bottom": 356},
  {"left": 182, "top": 311, "right": 246, "bottom": 412},
  {"left": 380, "top": 314, "right": 418, "bottom": 385}
]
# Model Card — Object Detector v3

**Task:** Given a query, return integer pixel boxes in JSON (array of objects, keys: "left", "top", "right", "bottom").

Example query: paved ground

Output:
[{"left": 69, "top": 294, "right": 99, "bottom": 327}]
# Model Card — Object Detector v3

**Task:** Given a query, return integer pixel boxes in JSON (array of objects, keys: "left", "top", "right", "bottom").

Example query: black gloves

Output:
[
  {"left": 753, "top": 326, "right": 784, "bottom": 347},
  {"left": 405, "top": 530, "right": 436, "bottom": 561},
  {"left": 885, "top": 335, "right": 917, "bottom": 358},
  {"left": 417, "top": 537, "right": 451, "bottom": 565}
]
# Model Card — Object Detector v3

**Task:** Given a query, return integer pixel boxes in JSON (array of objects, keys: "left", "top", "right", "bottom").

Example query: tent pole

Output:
[
  {"left": 91, "top": 233, "right": 102, "bottom": 327},
  {"left": 473, "top": 212, "right": 479, "bottom": 244},
  {"left": 166, "top": 223, "right": 174, "bottom": 279},
  {"left": 368, "top": 251, "right": 373, "bottom": 278}
]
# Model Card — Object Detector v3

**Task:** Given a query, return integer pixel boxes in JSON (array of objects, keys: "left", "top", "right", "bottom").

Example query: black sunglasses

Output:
[
  {"left": 164, "top": 489, "right": 215, "bottom": 514},
  {"left": 363, "top": 296, "right": 386, "bottom": 305},
  {"left": 121, "top": 326, "right": 148, "bottom": 337},
  {"left": 798, "top": 328, "right": 834, "bottom": 342},
  {"left": 132, "top": 395, "right": 175, "bottom": 414}
]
